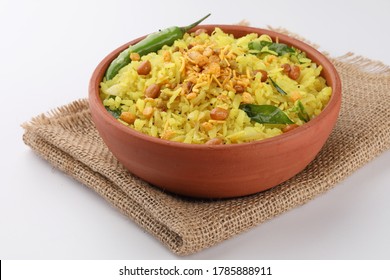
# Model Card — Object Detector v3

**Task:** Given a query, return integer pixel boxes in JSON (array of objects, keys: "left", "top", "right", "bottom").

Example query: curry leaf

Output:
[
  {"left": 297, "top": 101, "right": 310, "bottom": 122},
  {"left": 269, "top": 77, "right": 288, "bottom": 95},
  {"left": 239, "top": 104, "right": 294, "bottom": 124},
  {"left": 248, "top": 41, "right": 296, "bottom": 56},
  {"left": 105, "top": 107, "right": 122, "bottom": 119}
]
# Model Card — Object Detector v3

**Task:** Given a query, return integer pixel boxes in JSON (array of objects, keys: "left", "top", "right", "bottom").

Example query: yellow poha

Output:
[{"left": 100, "top": 28, "right": 332, "bottom": 144}]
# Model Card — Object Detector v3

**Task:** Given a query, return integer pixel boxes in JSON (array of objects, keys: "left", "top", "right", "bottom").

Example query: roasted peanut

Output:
[
  {"left": 142, "top": 107, "right": 154, "bottom": 118},
  {"left": 288, "top": 65, "right": 301, "bottom": 80},
  {"left": 281, "top": 63, "right": 300, "bottom": 80},
  {"left": 281, "top": 63, "right": 291, "bottom": 74},
  {"left": 194, "top": 28, "right": 207, "bottom": 36},
  {"left": 282, "top": 124, "right": 299, "bottom": 133},
  {"left": 205, "top": 138, "right": 223, "bottom": 145},
  {"left": 137, "top": 60, "right": 152, "bottom": 75},
  {"left": 254, "top": 69, "right": 268, "bottom": 82},
  {"left": 260, "top": 70, "right": 268, "bottom": 82},
  {"left": 210, "top": 107, "right": 229, "bottom": 120},
  {"left": 144, "top": 84, "right": 161, "bottom": 98},
  {"left": 234, "top": 84, "right": 245, "bottom": 93},
  {"left": 120, "top": 112, "right": 136, "bottom": 124}
]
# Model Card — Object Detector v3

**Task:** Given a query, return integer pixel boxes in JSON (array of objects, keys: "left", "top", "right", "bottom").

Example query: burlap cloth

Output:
[{"left": 22, "top": 29, "right": 390, "bottom": 256}]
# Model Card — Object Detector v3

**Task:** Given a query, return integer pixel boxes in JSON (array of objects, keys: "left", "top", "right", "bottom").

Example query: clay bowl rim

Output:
[{"left": 89, "top": 24, "right": 341, "bottom": 150}]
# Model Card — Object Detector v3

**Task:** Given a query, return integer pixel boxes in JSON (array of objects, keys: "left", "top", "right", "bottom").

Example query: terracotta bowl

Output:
[{"left": 89, "top": 25, "right": 341, "bottom": 198}]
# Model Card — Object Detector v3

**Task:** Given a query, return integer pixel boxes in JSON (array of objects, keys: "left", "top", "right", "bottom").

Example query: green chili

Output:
[{"left": 105, "top": 14, "right": 211, "bottom": 80}]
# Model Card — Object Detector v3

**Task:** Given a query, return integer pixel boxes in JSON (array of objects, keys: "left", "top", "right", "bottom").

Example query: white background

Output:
[{"left": 1, "top": 0, "right": 389, "bottom": 259}]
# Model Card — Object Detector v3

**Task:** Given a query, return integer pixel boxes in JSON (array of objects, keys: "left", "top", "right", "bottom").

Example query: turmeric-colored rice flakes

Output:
[{"left": 100, "top": 28, "right": 331, "bottom": 144}]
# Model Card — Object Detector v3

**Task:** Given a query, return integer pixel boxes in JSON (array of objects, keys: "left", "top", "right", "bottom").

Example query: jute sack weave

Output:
[{"left": 22, "top": 37, "right": 390, "bottom": 255}]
